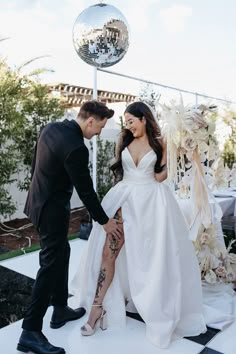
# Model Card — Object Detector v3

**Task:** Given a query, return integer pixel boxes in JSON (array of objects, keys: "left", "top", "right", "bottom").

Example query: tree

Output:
[
  {"left": 222, "top": 138, "right": 236, "bottom": 169},
  {"left": 221, "top": 107, "right": 236, "bottom": 169},
  {"left": 0, "top": 60, "right": 25, "bottom": 216},
  {"left": 16, "top": 81, "right": 65, "bottom": 190},
  {"left": 0, "top": 57, "right": 65, "bottom": 217},
  {"left": 89, "top": 137, "right": 116, "bottom": 201},
  {"left": 139, "top": 83, "right": 161, "bottom": 111}
]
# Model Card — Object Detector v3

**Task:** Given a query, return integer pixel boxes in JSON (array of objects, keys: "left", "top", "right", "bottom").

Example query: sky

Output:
[{"left": 0, "top": 0, "right": 235, "bottom": 105}]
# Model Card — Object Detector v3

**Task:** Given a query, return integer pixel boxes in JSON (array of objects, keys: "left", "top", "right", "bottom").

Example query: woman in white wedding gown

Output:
[{"left": 71, "top": 102, "right": 206, "bottom": 348}]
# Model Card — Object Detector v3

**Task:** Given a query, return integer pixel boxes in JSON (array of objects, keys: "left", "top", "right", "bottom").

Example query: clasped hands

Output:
[{"left": 103, "top": 214, "right": 123, "bottom": 240}]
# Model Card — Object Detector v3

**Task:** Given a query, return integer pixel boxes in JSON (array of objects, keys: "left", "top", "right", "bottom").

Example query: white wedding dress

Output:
[{"left": 71, "top": 148, "right": 206, "bottom": 348}]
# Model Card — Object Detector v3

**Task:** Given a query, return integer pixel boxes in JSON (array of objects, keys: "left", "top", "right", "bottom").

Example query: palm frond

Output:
[
  {"left": 27, "top": 68, "right": 55, "bottom": 77},
  {"left": 0, "top": 37, "right": 10, "bottom": 42},
  {"left": 17, "top": 55, "right": 50, "bottom": 72}
]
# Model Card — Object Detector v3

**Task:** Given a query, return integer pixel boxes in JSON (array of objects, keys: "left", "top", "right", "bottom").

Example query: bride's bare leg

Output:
[{"left": 84, "top": 211, "right": 124, "bottom": 329}]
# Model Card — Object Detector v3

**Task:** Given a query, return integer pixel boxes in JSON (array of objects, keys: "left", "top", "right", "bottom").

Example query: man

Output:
[{"left": 17, "top": 100, "right": 122, "bottom": 354}]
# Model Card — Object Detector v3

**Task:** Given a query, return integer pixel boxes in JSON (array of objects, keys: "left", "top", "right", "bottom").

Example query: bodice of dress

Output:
[{"left": 122, "top": 147, "right": 156, "bottom": 184}]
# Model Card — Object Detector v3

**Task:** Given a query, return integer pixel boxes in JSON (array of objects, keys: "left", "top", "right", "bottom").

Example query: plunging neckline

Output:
[{"left": 126, "top": 147, "right": 154, "bottom": 168}]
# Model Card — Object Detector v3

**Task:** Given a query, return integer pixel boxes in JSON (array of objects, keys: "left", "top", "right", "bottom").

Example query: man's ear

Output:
[{"left": 87, "top": 116, "right": 94, "bottom": 126}]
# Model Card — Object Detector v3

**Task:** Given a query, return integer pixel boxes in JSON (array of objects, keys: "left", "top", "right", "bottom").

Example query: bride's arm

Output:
[{"left": 154, "top": 139, "right": 167, "bottom": 182}]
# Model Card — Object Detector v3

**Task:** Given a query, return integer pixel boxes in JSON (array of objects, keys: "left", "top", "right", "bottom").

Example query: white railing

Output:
[{"left": 98, "top": 68, "right": 236, "bottom": 106}]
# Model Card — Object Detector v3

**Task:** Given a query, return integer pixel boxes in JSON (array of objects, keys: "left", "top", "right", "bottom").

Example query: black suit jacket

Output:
[{"left": 24, "top": 119, "right": 109, "bottom": 228}]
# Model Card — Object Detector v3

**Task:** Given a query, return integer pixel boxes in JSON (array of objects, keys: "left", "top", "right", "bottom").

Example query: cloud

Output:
[
  {"left": 110, "top": 0, "right": 160, "bottom": 32},
  {"left": 159, "top": 5, "right": 192, "bottom": 33},
  {"left": 0, "top": 1, "right": 85, "bottom": 66}
]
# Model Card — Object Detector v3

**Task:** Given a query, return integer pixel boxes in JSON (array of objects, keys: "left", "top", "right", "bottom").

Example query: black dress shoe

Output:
[
  {"left": 17, "top": 330, "right": 65, "bottom": 354},
  {"left": 50, "top": 306, "right": 86, "bottom": 329}
]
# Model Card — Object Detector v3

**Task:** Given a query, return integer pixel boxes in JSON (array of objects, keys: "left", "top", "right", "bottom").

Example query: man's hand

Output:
[{"left": 102, "top": 218, "right": 123, "bottom": 238}]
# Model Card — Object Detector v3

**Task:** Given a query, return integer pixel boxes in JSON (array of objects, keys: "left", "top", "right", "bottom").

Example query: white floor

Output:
[{"left": 1, "top": 239, "right": 236, "bottom": 354}]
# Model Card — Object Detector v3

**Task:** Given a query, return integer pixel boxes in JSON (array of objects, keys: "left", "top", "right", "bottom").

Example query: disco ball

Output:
[{"left": 72, "top": 3, "right": 130, "bottom": 68}]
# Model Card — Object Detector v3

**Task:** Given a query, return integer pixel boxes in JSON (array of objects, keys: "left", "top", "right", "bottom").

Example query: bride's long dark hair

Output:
[{"left": 111, "top": 101, "right": 163, "bottom": 181}]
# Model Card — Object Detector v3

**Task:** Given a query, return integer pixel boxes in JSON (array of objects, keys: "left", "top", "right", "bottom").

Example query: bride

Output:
[{"left": 71, "top": 101, "right": 206, "bottom": 348}]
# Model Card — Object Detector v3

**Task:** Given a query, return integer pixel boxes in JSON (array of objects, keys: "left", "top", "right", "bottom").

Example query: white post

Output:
[
  {"left": 92, "top": 66, "right": 97, "bottom": 191},
  {"left": 195, "top": 93, "right": 198, "bottom": 106}
]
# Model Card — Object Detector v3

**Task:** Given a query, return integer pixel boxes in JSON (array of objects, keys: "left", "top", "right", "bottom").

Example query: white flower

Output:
[
  {"left": 200, "top": 232, "right": 210, "bottom": 245},
  {"left": 198, "top": 142, "right": 209, "bottom": 153},
  {"left": 181, "top": 136, "right": 196, "bottom": 151},
  {"left": 207, "top": 120, "right": 216, "bottom": 135},
  {"left": 215, "top": 266, "right": 227, "bottom": 278},
  {"left": 194, "top": 129, "right": 209, "bottom": 142},
  {"left": 226, "top": 271, "right": 236, "bottom": 282},
  {"left": 228, "top": 253, "right": 236, "bottom": 264},
  {"left": 204, "top": 270, "right": 217, "bottom": 284},
  {"left": 184, "top": 109, "right": 208, "bottom": 132},
  {"left": 177, "top": 182, "right": 190, "bottom": 198}
]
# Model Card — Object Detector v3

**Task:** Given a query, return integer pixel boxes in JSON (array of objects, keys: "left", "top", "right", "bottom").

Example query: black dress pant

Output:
[{"left": 22, "top": 203, "right": 70, "bottom": 331}]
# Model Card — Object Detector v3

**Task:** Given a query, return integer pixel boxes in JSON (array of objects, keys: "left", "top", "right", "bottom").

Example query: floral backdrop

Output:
[{"left": 160, "top": 97, "right": 236, "bottom": 284}]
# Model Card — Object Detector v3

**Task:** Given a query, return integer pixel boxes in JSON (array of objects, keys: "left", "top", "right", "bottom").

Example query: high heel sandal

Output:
[{"left": 80, "top": 304, "right": 107, "bottom": 336}]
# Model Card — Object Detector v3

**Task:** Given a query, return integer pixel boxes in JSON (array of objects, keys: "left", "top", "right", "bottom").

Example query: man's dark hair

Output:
[{"left": 78, "top": 100, "right": 114, "bottom": 121}]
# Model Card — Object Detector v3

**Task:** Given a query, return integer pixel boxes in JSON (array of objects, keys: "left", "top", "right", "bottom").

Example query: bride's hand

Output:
[
  {"left": 102, "top": 218, "right": 123, "bottom": 238},
  {"left": 155, "top": 139, "right": 168, "bottom": 182}
]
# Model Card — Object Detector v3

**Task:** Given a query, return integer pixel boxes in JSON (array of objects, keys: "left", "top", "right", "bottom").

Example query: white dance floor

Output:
[{"left": 1, "top": 239, "right": 236, "bottom": 354}]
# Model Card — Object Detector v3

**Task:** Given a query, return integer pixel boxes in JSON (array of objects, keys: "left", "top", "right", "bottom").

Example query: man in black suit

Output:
[{"left": 17, "top": 100, "right": 122, "bottom": 354}]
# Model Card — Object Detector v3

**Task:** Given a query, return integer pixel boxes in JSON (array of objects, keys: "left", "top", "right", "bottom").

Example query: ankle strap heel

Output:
[
  {"left": 80, "top": 304, "right": 107, "bottom": 336},
  {"left": 100, "top": 311, "right": 107, "bottom": 331}
]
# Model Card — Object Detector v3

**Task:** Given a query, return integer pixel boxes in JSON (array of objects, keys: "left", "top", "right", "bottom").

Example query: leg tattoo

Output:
[
  {"left": 94, "top": 268, "right": 106, "bottom": 303},
  {"left": 109, "top": 235, "right": 119, "bottom": 258}
]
